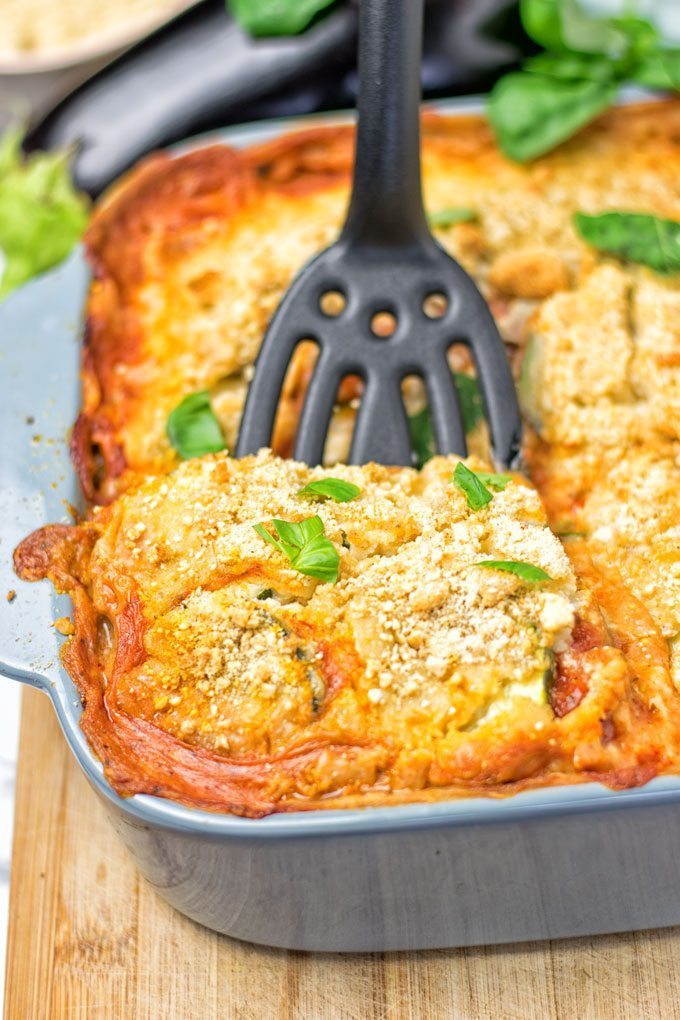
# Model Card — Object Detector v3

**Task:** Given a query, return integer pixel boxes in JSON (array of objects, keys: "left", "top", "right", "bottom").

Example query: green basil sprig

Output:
[
  {"left": 453, "top": 464, "right": 514, "bottom": 511},
  {"left": 409, "top": 372, "right": 484, "bottom": 470},
  {"left": 167, "top": 391, "right": 227, "bottom": 460},
  {"left": 228, "top": 0, "right": 335, "bottom": 36},
  {"left": 452, "top": 463, "right": 493, "bottom": 511},
  {"left": 522, "top": 0, "right": 633, "bottom": 57},
  {"left": 297, "top": 478, "right": 360, "bottom": 503},
  {"left": 488, "top": 0, "right": 680, "bottom": 162},
  {"left": 254, "top": 515, "right": 339, "bottom": 583},
  {"left": 574, "top": 211, "right": 680, "bottom": 275},
  {"left": 476, "top": 560, "right": 552, "bottom": 583},
  {"left": 475, "top": 471, "right": 512, "bottom": 491},
  {"left": 634, "top": 50, "right": 680, "bottom": 90},
  {"left": 488, "top": 71, "right": 617, "bottom": 163}
]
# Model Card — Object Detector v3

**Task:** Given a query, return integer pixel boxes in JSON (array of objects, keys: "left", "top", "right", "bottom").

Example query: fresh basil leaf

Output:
[
  {"left": 253, "top": 522, "right": 286, "bottom": 555},
  {"left": 228, "top": 0, "right": 336, "bottom": 36},
  {"left": 167, "top": 391, "right": 227, "bottom": 459},
  {"left": 574, "top": 211, "right": 680, "bottom": 275},
  {"left": 520, "top": 0, "right": 629, "bottom": 58},
  {"left": 452, "top": 463, "right": 493, "bottom": 511},
  {"left": 428, "top": 207, "right": 477, "bottom": 229},
  {"left": 520, "top": 0, "right": 565, "bottom": 53},
  {"left": 0, "top": 125, "right": 89, "bottom": 300},
  {"left": 272, "top": 515, "right": 324, "bottom": 550},
  {"left": 297, "top": 478, "right": 360, "bottom": 503},
  {"left": 408, "top": 373, "right": 484, "bottom": 470},
  {"left": 632, "top": 49, "right": 680, "bottom": 91},
  {"left": 612, "top": 14, "right": 659, "bottom": 64},
  {"left": 475, "top": 472, "right": 512, "bottom": 491},
  {"left": 488, "top": 72, "right": 617, "bottom": 162},
  {"left": 254, "top": 515, "right": 339, "bottom": 583},
  {"left": 291, "top": 533, "right": 339, "bottom": 583},
  {"left": 476, "top": 560, "right": 552, "bottom": 582},
  {"left": 524, "top": 52, "right": 616, "bottom": 82}
]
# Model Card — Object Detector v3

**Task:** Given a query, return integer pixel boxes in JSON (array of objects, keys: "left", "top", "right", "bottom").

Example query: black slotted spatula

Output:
[{"left": 236, "top": 0, "right": 521, "bottom": 469}]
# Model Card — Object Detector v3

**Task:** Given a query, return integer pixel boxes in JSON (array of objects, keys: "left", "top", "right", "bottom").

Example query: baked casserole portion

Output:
[
  {"left": 14, "top": 100, "right": 680, "bottom": 814},
  {"left": 75, "top": 101, "right": 679, "bottom": 501},
  {"left": 17, "top": 452, "right": 679, "bottom": 814}
]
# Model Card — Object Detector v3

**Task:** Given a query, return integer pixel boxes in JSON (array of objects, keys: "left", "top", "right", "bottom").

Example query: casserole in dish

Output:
[{"left": 3, "top": 98, "right": 680, "bottom": 949}]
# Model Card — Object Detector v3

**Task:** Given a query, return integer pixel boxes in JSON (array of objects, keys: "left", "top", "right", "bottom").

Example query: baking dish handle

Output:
[
  {"left": 0, "top": 663, "right": 51, "bottom": 692},
  {"left": 0, "top": 253, "right": 89, "bottom": 695}
]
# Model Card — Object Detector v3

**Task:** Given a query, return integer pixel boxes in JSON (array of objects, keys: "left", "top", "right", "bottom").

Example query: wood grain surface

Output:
[{"left": 4, "top": 686, "right": 680, "bottom": 1020}]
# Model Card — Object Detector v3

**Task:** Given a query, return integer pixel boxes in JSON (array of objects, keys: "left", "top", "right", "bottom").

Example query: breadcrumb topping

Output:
[{"left": 88, "top": 451, "right": 576, "bottom": 763}]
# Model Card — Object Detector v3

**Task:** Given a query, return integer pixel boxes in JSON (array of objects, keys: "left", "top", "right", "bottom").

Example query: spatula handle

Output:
[{"left": 341, "top": 0, "right": 428, "bottom": 249}]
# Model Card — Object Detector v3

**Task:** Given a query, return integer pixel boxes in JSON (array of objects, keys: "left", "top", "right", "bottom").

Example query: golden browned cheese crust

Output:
[
  {"left": 15, "top": 453, "right": 678, "bottom": 815},
  {"left": 16, "top": 100, "right": 680, "bottom": 814}
]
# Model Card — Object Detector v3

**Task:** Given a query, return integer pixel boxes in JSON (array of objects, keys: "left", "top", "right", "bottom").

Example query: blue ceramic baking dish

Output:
[{"left": 3, "top": 104, "right": 680, "bottom": 953}]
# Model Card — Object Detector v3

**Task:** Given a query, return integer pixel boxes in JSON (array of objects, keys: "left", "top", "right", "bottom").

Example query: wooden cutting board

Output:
[{"left": 5, "top": 687, "right": 680, "bottom": 1020}]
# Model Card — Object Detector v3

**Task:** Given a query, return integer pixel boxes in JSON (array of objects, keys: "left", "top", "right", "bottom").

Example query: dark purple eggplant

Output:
[{"left": 25, "top": 0, "right": 523, "bottom": 197}]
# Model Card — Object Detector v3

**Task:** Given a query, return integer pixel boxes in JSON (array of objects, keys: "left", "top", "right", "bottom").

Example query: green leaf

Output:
[
  {"left": 228, "top": 0, "right": 336, "bottom": 36},
  {"left": 632, "top": 49, "right": 680, "bottom": 91},
  {"left": 520, "top": 0, "right": 630, "bottom": 58},
  {"left": 452, "top": 463, "right": 493, "bottom": 511},
  {"left": 476, "top": 560, "right": 552, "bottom": 582},
  {"left": 297, "top": 478, "right": 360, "bottom": 503},
  {"left": 291, "top": 533, "right": 339, "bottom": 583},
  {"left": 272, "top": 515, "right": 324, "bottom": 551},
  {"left": 0, "top": 126, "right": 89, "bottom": 300},
  {"left": 612, "top": 14, "right": 659, "bottom": 64},
  {"left": 488, "top": 72, "right": 617, "bottom": 162},
  {"left": 428, "top": 207, "right": 477, "bottom": 229},
  {"left": 520, "top": 0, "right": 565, "bottom": 53},
  {"left": 253, "top": 515, "right": 339, "bottom": 583},
  {"left": 257, "top": 588, "right": 274, "bottom": 600},
  {"left": 409, "top": 373, "right": 484, "bottom": 470},
  {"left": 494, "top": 4, "right": 672, "bottom": 161},
  {"left": 573, "top": 211, "right": 680, "bottom": 275},
  {"left": 523, "top": 52, "right": 617, "bottom": 82},
  {"left": 166, "top": 391, "right": 227, "bottom": 459},
  {"left": 475, "top": 471, "right": 512, "bottom": 491},
  {"left": 254, "top": 523, "right": 288, "bottom": 559}
]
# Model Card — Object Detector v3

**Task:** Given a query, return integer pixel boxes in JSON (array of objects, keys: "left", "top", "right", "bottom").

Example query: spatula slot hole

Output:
[
  {"left": 423, "top": 292, "right": 448, "bottom": 319},
  {"left": 319, "top": 290, "right": 347, "bottom": 317},
  {"left": 323, "top": 374, "right": 363, "bottom": 465},
  {"left": 370, "top": 311, "right": 397, "bottom": 338},
  {"left": 273, "top": 339, "right": 320, "bottom": 456},
  {"left": 446, "top": 342, "right": 490, "bottom": 452}
]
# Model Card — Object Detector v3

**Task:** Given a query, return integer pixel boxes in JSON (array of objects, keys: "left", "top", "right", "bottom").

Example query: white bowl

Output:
[{"left": 0, "top": 0, "right": 201, "bottom": 75}]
